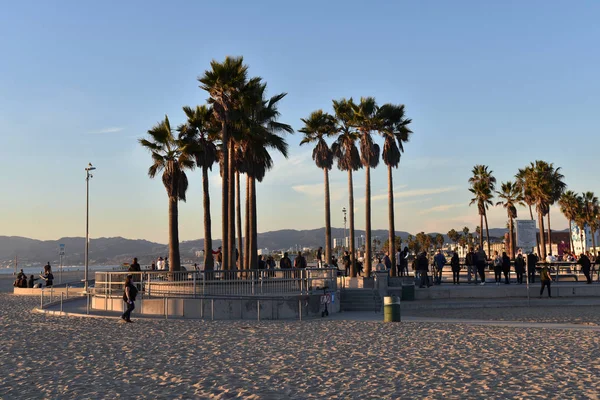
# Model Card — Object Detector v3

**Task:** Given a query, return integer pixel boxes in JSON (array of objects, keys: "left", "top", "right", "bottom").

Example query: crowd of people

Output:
[{"left": 13, "top": 263, "right": 54, "bottom": 289}]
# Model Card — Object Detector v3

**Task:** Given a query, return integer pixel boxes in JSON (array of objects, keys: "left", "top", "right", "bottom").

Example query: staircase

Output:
[{"left": 341, "top": 289, "right": 382, "bottom": 312}]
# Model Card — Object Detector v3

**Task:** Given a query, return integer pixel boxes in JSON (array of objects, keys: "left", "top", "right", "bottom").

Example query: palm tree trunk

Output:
[
  {"left": 479, "top": 214, "right": 484, "bottom": 249},
  {"left": 202, "top": 165, "right": 214, "bottom": 271},
  {"left": 387, "top": 164, "right": 396, "bottom": 276},
  {"left": 323, "top": 168, "right": 332, "bottom": 267},
  {"left": 546, "top": 212, "right": 552, "bottom": 256},
  {"left": 529, "top": 204, "right": 541, "bottom": 255},
  {"left": 221, "top": 122, "right": 229, "bottom": 271},
  {"left": 236, "top": 170, "right": 243, "bottom": 271},
  {"left": 364, "top": 165, "right": 372, "bottom": 277},
  {"left": 228, "top": 141, "right": 236, "bottom": 269},
  {"left": 568, "top": 219, "right": 574, "bottom": 252},
  {"left": 484, "top": 211, "right": 491, "bottom": 256},
  {"left": 244, "top": 174, "right": 251, "bottom": 270},
  {"left": 509, "top": 217, "right": 514, "bottom": 259},
  {"left": 251, "top": 177, "right": 258, "bottom": 270},
  {"left": 592, "top": 229, "right": 597, "bottom": 256},
  {"left": 538, "top": 210, "right": 547, "bottom": 259},
  {"left": 168, "top": 197, "right": 181, "bottom": 272},
  {"left": 348, "top": 170, "right": 356, "bottom": 277}
]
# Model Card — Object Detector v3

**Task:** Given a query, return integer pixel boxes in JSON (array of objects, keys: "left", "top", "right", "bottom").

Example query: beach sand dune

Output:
[{"left": 1, "top": 294, "right": 599, "bottom": 398}]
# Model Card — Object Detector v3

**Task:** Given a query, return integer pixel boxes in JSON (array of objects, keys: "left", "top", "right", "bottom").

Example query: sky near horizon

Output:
[{"left": 1, "top": 1, "right": 599, "bottom": 244}]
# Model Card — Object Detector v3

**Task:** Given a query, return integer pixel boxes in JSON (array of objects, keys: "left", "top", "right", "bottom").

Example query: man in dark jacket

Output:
[
  {"left": 465, "top": 248, "right": 477, "bottom": 284},
  {"left": 514, "top": 253, "right": 526, "bottom": 284},
  {"left": 476, "top": 247, "right": 487, "bottom": 285},
  {"left": 527, "top": 253, "right": 538, "bottom": 283},
  {"left": 417, "top": 252, "right": 431, "bottom": 288},
  {"left": 578, "top": 253, "right": 592, "bottom": 284}
]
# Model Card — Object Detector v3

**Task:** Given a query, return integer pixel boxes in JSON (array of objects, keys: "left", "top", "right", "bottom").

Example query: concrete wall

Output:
[
  {"left": 14, "top": 287, "right": 85, "bottom": 296},
  {"left": 414, "top": 285, "right": 600, "bottom": 300},
  {"left": 92, "top": 292, "right": 341, "bottom": 320}
]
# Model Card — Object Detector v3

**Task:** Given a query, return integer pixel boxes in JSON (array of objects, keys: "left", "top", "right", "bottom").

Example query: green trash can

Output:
[
  {"left": 401, "top": 283, "right": 415, "bottom": 301},
  {"left": 383, "top": 295, "right": 401, "bottom": 322}
]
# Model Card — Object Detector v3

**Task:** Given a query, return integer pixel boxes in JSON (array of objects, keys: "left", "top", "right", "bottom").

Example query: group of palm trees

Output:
[
  {"left": 300, "top": 98, "right": 412, "bottom": 277},
  {"left": 469, "top": 160, "right": 599, "bottom": 260},
  {"left": 140, "top": 56, "right": 292, "bottom": 272}
]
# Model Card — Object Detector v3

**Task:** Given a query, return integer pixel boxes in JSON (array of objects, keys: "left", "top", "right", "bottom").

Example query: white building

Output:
[{"left": 570, "top": 221, "right": 599, "bottom": 254}]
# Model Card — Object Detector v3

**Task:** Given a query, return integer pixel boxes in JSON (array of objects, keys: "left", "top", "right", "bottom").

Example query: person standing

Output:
[
  {"left": 493, "top": 251, "right": 502, "bottom": 285},
  {"left": 212, "top": 247, "right": 223, "bottom": 271},
  {"left": 316, "top": 247, "right": 323, "bottom": 268},
  {"left": 539, "top": 264, "right": 552, "bottom": 298},
  {"left": 157, "top": 257, "right": 165, "bottom": 271},
  {"left": 383, "top": 252, "right": 392, "bottom": 272},
  {"left": 433, "top": 250, "right": 446, "bottom": 285},
  {"left": 343, "top": 251, "right": 351, "bottom": 277},
  {"left": 400, "top": 247, "right": 409, "bottom": 277},
  {"left": 465, "top": 247, "right": 477, "bottom": 284},
  {"left": 451, "top": 250, "right": 460, "bottom": 284},
  {"left": 476, "top": 247, "right": 487, "bottom": 285},
  {"left": 578, "top": 253, "right": 592, "bottom": 284},
  {"left": 294, "top": 251, "right": 307, "bottom": 269},
  {"left": 527, "top": 253, "right": 538, "bottom": 284},
  {"left": 121, "top": 275, "right": 137, "bottom": 323},
  {"left": 514, "top": 253, "right": 525, "bottom": 284},
  {"left": 395, "top": 248, "right": 402, "bottom": 276},
  {"left": 417, "top": 252, "right": 431, "bottom": 288},
  {"left": 501, "top": 251, "right": 511, "bottom": 284}
]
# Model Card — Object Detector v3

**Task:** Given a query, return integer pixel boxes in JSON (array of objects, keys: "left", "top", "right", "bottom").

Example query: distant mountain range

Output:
[{"left": 0, "top": 227, "right": 530, "bottom": 267}]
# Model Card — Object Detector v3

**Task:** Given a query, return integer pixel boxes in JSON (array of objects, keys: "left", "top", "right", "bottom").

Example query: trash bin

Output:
[
  {"left": 383, "top": 295, "right": 401, "bottom": 322},
  {"left": 401, "top": 283, "right": 415, "bottom": 301}
]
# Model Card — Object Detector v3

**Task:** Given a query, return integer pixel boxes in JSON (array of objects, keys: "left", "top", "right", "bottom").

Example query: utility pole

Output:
[{"left": 84, "top": 163, "right": 96, "bottom": 292}]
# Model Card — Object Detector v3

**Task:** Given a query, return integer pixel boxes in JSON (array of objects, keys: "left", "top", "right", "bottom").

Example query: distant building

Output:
[{"left": 571, "top": 221, "right": 599, "bottom": 254}]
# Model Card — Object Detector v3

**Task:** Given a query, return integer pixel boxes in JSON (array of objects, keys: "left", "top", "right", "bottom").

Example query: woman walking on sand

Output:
[{"left": 121, "top": 275, "right": 138, "bottom": 323}]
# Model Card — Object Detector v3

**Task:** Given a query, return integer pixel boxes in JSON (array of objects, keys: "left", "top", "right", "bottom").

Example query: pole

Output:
[
  {"left": 525, "top": 252, "right": 530, "bottom": 307},
  {"left": 59, "top": 254, "right": 63, "bottom": 285},
  {"left": 85, "top": 171, "right": 89, "bottom": 292}
]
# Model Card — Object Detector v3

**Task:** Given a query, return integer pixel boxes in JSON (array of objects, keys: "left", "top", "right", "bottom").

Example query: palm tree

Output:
[
  {"left": 140, "top": 116, "right": 195, "bottom": 272},
  {"left": 377, "top": 103, "right": 412, "bottom": 275},
  {"left": 352, "top": 97, "right": 381, "bottom": 277},
  {"left": 545, "top": 165, "right": 566, "bottom": 253},
  {"left": 582, "top": 191, "right": 599, "bottom": 256},
  {"left": 496, "top": 181, "right": 524, "bottom": 259},
  {"left": 559, "top": 190, "right": 580, "bottom": 252},
  {"left": 300, "top": 110, "right": 337, "bottom": 267},
  {"left": 468, "top": 165, "right": 496, "bottom": 255},
  {"left": 332, "top": 98, "right": 362, "bottom": 277},
  {"left": 239, "top": 81, "right": 292, "bottom": 268},
  {"left": 178, "top": 105, "right": 219, "bottom": 271},
  {"left": 435, "top": 234, "right": 444, "bottom": 250},
  {"left": 199, "top": 56, "right": 249, "bottom": 270}
]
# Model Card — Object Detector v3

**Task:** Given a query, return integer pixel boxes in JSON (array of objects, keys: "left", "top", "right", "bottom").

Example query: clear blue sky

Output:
[{"left": 1, "top": 0, "right": 599, "bottom": 243}]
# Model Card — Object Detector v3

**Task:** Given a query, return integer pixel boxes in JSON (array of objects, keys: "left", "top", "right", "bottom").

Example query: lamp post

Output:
[
  {"left": 84, "top": 163, "right": 96, "bottom": 292},
  {"left": 342, "top": 207, "right": 347, "bottom": 251}
]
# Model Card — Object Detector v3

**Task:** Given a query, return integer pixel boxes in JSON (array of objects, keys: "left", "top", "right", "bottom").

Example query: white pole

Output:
[{"left": 84, "top": 163, "right": 95, "bottom": 292}]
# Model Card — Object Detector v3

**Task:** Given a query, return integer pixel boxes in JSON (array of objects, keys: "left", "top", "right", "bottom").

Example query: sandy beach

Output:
[{"left": 0, "top": 294, "right": 599, "bottom": 399}]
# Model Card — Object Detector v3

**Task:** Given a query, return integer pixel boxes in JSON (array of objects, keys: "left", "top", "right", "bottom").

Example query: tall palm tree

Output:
[
  {"left": 559, "top": 190, "right": 580, "bottom": 252},
  {"left": 178, "top": 105, "right": 219, "bottom": 271},
  {"left": 377, "top": 103, "right": 412, "bottom": 275},
  {"left": 332, "top": 98, "right": 362, "bottom": 277},
  {"left": 140, "top": 116, "right": 195, "bottom": 272},
  {"left": 582, "top": 191, "right": 599, "bottom": 256},
  {"left": 199, "top": 56, "right": 249, "bottom": 271},
  {"left": 545, "top": 165, "right": 566, "bottom": 253},
  {"left": 435, "top": 234, "right": 444, "bottom": 250},
  {"left": 468, "top": 165, "right": 496, "bottom": 255},
  {"left": 352, "top": 97, "right": 381, "bottom": 277},
  {"left": 300, "top": 110, "right": 337, "bottom": 266},
  {"left": 239, "top": 81, "right": 292, "bottom": 268},
  {"left": 496, "top": 181, "right": 524, "bottom": 258}
]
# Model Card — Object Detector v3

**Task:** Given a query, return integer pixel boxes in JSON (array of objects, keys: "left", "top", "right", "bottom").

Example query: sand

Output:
[{"left": 1, "top": 294, "right": 600, "bottom": 399}]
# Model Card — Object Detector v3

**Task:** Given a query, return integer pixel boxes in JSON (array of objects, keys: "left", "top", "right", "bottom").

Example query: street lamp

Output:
[
  {"left": 84, "top": 163, "right": 96, "bottom": 292},
  {"left": 342, "top": 207, "right": 347, "bottom": 251}
]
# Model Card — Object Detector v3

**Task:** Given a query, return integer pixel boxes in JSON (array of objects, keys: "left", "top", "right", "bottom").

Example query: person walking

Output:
[
  {"left": 465, "top": 247, "right": 477, "bottom": 284},
  {"left": 493, "top": 251, "right": 502, "bottom": 285},
  {"left": 121, "top": 274, "right": 137, "bottom": 323},
  {"left": 383, "top": 252, "right": 392, "bottom": 272},
  {"left": 527, "top": 253, "right": 538, "bottom": 284},
  {"left": 501, "top": 251, "right": 511, "bottom": 284},
  {"left": 514, "top": 252, "right": 525, "bottom": 284},
  {"left": 476, "top": 247, "right": 487, "bottom": 285},
  {"left": 433, "top": 250, "right": 446, "bottom": 285},
  {"left": 539, "top": 264, "right": 552, "bottom": 298},
  {"left": 343, "top": 251, "right": 351, "bottom": 276},
  {"left": 451, "top": 250, "right": 460, "bottom": 284},
  {"left": 578, "top": 253, "right": 592, "bottom": 284},
  {"left": 417, "top": 252, "right": 431, "bottom": 288}
]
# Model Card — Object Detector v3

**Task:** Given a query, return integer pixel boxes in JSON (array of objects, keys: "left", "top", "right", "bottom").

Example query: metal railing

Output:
[{"left": 94, "top": 268, "right": 337, "bottom": 299}]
